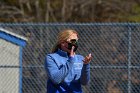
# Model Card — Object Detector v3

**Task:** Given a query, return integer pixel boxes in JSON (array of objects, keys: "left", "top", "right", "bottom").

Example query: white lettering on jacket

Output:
[{"left": 74, "top": 63, "right": 82, "bottom": 70}]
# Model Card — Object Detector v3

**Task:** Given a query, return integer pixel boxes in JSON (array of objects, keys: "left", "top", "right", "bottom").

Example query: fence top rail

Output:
[{"left": 0, "top": 22, "right": 140, "bottom": 26}]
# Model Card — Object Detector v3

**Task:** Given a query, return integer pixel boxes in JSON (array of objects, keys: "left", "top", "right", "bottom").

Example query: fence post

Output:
[{"left": 128, "top": 25, "right": 132, "bottom": 93}]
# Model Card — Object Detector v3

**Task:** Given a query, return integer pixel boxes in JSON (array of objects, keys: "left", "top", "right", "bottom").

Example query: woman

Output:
[{"left": 45, "top": 29, "right": 92, "bottom": 93}]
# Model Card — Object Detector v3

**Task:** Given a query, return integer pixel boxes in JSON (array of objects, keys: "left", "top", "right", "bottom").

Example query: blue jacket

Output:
[{"left": 45, "top": 49, "right": 90, "bottom": 93}]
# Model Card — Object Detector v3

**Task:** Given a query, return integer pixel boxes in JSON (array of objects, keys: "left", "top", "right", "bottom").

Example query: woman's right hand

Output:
[{"left": 70, "top": 46, "right": 75, "bottom": 57}]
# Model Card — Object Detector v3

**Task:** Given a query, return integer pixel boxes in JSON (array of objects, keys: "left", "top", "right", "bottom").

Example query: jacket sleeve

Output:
[
  {"left": 45, "top": 54, "right": 75, "bottom": 84},
  {"left": 80, "top": 63, "right": 90, "bottom": 85}
]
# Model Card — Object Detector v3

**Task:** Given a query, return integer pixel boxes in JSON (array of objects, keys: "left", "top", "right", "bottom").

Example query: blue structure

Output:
[{"left": 0, "top": 28, "right": 27, "bottom": 93}]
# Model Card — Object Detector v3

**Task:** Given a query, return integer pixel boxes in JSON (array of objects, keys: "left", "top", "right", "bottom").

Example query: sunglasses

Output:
[{"left": 69, "top": 39, "right": 78, "bottom": 44}]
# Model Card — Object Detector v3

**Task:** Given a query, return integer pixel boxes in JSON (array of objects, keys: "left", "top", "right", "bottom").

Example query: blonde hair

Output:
[{"left": 51, "top": 29, "right": 78, "bottom": 53}]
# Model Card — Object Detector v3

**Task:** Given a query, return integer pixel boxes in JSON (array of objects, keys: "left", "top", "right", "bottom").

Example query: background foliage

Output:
[{"left": 1, "top": 0, "right": 140, "bottom": 22}]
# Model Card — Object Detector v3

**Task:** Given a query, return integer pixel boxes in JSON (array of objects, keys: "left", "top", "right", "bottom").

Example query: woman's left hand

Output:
[{"left": 83, "top": 53, "right": 92, "bottom": 64}]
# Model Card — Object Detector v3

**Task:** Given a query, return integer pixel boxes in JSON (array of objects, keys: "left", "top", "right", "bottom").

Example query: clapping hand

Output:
[
  {"left": 69, "top": 46, "right": 92, "bottom": 64},
  {"left": 69, "top": 46, "right": 75, "bottom": 57},
  {"left": 83, "top": 53, "right": 92, "bottom": 64}
]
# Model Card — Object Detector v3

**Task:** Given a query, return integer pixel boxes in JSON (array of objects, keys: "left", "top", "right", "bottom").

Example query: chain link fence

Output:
[{"left": 0, "top": 23, "right": 140, "bottom": 93}]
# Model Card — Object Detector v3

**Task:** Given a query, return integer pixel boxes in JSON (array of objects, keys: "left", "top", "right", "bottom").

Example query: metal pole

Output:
[{"left": 128, "top": 25, "right": 132, "bottom": 93}]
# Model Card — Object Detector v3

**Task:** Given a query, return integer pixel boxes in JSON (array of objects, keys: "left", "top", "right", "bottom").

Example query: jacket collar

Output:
[{"left": 56, "top": 49, "right": 68, "bottom": 57}]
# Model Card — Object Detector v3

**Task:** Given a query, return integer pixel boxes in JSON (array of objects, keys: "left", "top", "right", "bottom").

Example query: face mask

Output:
[{"left": 68, "top": 39, "right": 78, "bottom": 52}]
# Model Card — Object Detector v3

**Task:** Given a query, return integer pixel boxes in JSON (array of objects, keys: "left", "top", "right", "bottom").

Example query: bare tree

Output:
[
  {"left": 45, "top": 0, "right": 51, "bottom": 22},
  {"left": 62, "top": 0, "right": 66, "bottom": 21},
  {"left": 35, "top": 0, "right": 42, "bottom": 22}
]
